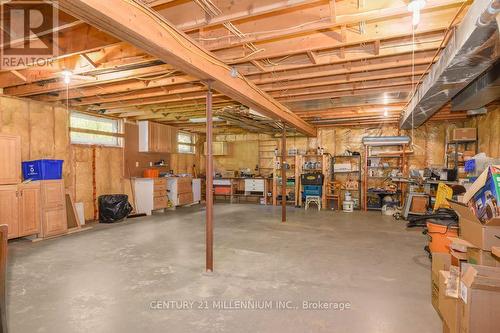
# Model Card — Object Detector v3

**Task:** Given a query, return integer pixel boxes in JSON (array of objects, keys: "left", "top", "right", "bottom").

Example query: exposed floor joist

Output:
[{"left": 57, "top": 0, "right": 317, "bottom": 136}]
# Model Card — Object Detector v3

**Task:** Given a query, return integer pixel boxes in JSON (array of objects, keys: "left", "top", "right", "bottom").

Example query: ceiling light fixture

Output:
[
  {"left": 229, "top": 66, "right": 239, "bottom": 78},
  {"left": 61, "top": 70, "right": 72, "bottom": 84},
  {"left": 408, "top": 0, "right": 426, "bottom": 27}
]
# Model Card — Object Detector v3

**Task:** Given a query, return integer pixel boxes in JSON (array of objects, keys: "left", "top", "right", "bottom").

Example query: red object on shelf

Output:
[
  {"left": 143, "top": 169, "right": 159, "bottom": 178},
  {"left": 214, "top": 186, "right": 231, "bottom": 195}
]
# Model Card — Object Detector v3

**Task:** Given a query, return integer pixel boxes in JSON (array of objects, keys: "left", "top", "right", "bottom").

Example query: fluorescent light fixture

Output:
[
  {"left": 61, "top": 70, "right": 72, "bottom": 84},
  {"left": 408, "top": 0, "right": 426, "bottom": 27},
  {"left": 189, "top": 117, "right": 223, "bottom": 123},
  {"left": 362, "top": 136, "right": 411, "bottom": 146}
]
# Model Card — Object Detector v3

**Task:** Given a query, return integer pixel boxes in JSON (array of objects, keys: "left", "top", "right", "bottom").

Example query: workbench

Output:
[{"left": 213, "top": 177, "right": 271, "bottom": 204}]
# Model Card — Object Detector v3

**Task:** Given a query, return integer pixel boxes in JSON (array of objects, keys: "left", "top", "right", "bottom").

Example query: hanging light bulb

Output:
[
  {"left": 408, "top": 0, "right": 426, "bottom": 27},
  {"left": 61, "top": 70, "right": 72, "bottom": 84}
]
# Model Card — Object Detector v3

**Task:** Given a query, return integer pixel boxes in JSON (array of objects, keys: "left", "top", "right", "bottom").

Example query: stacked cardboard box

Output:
[{"left": 434, "top": 167, "right": 500, "bottom": 332}]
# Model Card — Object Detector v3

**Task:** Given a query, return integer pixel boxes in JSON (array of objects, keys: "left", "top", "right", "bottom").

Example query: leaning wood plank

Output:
[
  {"left": 493, "top": 247, "right": 500, "bottom": 258},
  {"left": 58, "top": 0, "right": 316, "bottom": 137},
  {"left": 65, "top": 191, "right": 82, "bottom": 229}
]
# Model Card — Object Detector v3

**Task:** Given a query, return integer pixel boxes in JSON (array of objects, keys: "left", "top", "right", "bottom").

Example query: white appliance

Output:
[
  {"left": 192, "top": 178, "right": 201, "bottom": 203},
  {"left": 133, "top": 178, "right": 154, "bottom": 215}
]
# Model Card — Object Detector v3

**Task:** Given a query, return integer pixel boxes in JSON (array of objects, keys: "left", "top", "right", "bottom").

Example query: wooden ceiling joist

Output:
[{"left": 52, "top": 1, "right": 317, "bottom": 136}]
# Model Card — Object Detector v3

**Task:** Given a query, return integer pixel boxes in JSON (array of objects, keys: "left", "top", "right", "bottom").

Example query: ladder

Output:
[{"left": 258, "top": 139, "right": 278, "bottom": 177}]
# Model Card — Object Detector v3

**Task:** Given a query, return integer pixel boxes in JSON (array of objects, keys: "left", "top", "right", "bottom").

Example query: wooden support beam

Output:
[
  {"left": 307, "top": 51, "right": 319, "bottom": 64},
  {"left": 205, "top": 86, "right": 214, "bottom": 272},
  {"left": 80, "top": 53, "right": 98, "bottom": 68},
  {"left": 281, "top": 125, "right": 286, "bottom": 223},
  {"left": 10, "top": 70, "right": 27, "bottom": 82},
  {"left": 58, "top": 0, "right": 316, "bottom": 136}
]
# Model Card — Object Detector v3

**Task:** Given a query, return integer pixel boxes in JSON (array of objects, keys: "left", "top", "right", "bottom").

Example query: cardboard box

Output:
[
  {"left": 459, "top": 265, "right": 500, "bottom": 333},
  {"left": 452, "top": 128, "right": 476, "bottom": 142},
  {"left": 439, "top": 271, "right": 460, "bottom": 333},
  {"left": 466, "top": 248, "right": 500, "bottom": 267},
  {"left": 462, "top": 165, "right": 500, "bottom": 222},
  {"left": 448, "top": 201, "right": 500, "bottom": 251},
  {"left": 432, "top": 253, "right": 451, "bottom": 315},
  {"left": 451, "top": 249, "right": 467, "bottom": 269}
]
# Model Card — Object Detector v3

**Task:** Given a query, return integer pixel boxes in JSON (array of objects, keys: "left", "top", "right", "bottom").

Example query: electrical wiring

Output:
[{"left": 195, "top": 17, "right": 328, "bottom": 42}]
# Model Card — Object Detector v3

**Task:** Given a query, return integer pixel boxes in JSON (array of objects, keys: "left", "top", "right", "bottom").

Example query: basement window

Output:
[
  {"left": 70, "top": 112, "right": 123, "bottom": 147},
  {"left": 178, "top": 131, "right": 196, "bottom": 154}
]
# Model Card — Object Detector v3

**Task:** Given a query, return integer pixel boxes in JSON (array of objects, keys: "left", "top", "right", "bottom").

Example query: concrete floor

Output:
[{"left": 7, "top": 204, "right": 440, "bottom": 333}]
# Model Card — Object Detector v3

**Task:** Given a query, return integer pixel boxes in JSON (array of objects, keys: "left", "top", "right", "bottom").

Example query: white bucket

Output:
[{"left": 343, "top": 200, "right": 354, "bottom": 213}]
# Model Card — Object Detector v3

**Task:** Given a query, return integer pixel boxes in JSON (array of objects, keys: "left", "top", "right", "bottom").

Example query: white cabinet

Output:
[
  {"left": 244, "top": 179, "right": 265, "bottom": 193},
  {"left": 132, "top": 178, "right": 154, "bottom": 215},
  {"left": 192, "top": 179, "right": 201, "bottom": 203}
]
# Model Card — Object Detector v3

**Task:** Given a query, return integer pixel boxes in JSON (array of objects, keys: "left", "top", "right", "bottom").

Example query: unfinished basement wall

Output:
[
  {"left": 0, "top": 94, "right": 126, "bottom": 221},
  {"left": 210, "top": 121, "right": 471, "bottom": 173},
  {"left": 466, "top": 107, "right": 500, "bottom": 158},
  {"left": 0, "top": 95, "right": 72, "bottom": 186}
]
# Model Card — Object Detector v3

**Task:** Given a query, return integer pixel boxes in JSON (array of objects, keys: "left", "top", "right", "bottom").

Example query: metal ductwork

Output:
[
  {"left": 451, "top": 60, "right": 500, "bottom": 110},
  {"left": 401, "top": 0, "right": 500, "bottom": 129}
]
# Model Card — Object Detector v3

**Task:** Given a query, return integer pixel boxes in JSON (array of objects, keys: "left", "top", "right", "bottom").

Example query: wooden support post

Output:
[
  {"left": 206, "top": 85, "right": 214, "bottom": 272},
  {"left": 281, "top": 125, "right": 287, "bottom": 223}
]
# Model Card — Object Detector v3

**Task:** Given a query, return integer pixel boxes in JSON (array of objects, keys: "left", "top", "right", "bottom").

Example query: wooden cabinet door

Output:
[
  {"left": 0, "top": 134, "right": 21, "bottom": 185},
  {"left": 0, "top": 185, "right": 19, "bottom": 239},
  {"left": 41, "top": 180, "right": 65, "bottom": 209},
  {"left": 19, "top": 184, "right": 41, "bottom": 237},
  {"left": 42, "top": 207, "right": 67, "bottom": 237}
]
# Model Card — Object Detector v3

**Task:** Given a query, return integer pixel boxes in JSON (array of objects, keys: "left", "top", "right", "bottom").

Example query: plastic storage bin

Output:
[{"left": 22, "top": 159, "right": 63, "bottom": 181}]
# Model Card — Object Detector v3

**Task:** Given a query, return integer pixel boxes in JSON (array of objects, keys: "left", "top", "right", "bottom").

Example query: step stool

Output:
[{"left": 305, "top": 196, "right": 321, "bottom": 211}]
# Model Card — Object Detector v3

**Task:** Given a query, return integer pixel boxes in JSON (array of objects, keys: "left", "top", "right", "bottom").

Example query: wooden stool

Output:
[{"left": 305, "top": 196, "right": 321, "bottom": 211}]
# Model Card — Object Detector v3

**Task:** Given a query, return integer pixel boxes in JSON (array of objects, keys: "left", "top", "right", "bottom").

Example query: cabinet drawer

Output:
[
  {"left": 177, "top": 182, "right": 192, "bottom": 194},
  {"left": 154, "top": 178, "right": 167, "bottom": 186},
  {"left": 154, "top": 184, "right": 167, "bottom": 192},
  {"left": 178, "top": 193, "right": 193, "bottom": 206},
  {"left": 154, "top": 190, "right": 167, "bottom": 198},
  {"left": 153, "top": 196, "right": 168, "bottom": 210}
]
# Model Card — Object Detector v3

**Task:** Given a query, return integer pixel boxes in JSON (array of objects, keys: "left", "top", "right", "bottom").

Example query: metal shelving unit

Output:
[
  {"left": 362, "top": 137, "right": 411, "bottom": 212},
  {"left": 445, "top": 139, "right": 478, "bottom": 170}
]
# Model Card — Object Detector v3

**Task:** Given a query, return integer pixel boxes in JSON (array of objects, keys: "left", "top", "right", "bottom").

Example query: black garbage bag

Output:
[{"left": 98, "top": 194, "right": 133, "bottom": 223}]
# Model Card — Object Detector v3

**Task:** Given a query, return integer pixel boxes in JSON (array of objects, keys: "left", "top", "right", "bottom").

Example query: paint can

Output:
[{"left": 343, "top": 200, "right": 354, "bottom": 213}]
